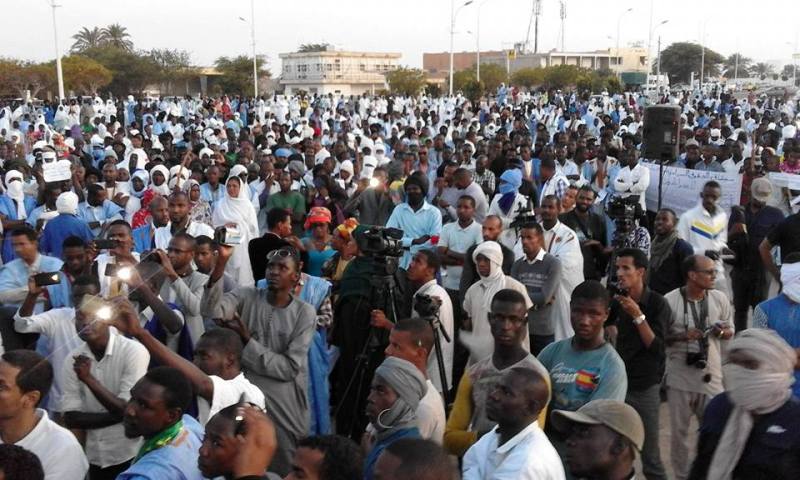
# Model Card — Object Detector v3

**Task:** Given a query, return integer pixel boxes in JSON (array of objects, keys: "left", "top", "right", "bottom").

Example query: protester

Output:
[
  {"left": 385, "top": 173, "right": 442, "bottom": 270},
  {"left": 212, "top": 176, "right": 260, "bottom": 286},
  {"left": 559, "top": 186, "right": 608, "bottom": 281},
  {"left": 677, "top": 181, "right": 730, "bottom": 292},
  {"left": 154, "top": 192, "right": 214, "bottom": 250},
  {"left": 649, "top": 208, "right": 694, "bottom": 295},
  {"left": 688, "top": 329, "right": 800, "bottom": 480},
  {"left": 551, "top": 399, "right": 644, "bottom": 480},
  {"left": 38, "top": 191, "right": 94, "bottom": 257}
]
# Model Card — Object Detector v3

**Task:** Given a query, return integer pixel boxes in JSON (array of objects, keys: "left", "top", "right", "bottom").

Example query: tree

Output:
[
  {"left": 451, "top": 69, "right": 476, "bottom": 94},
  {"left": 752, "top": 62, "right": 775, "bottom": 79},
  {"left": 385, "top": 67, "right": 426, "bottom": 96},
  {"left": 782, "top": 64, "right": 797, "bottom": 81},
  {"left": 657, "top": 42, "right": 724, "bottom": 84},
  {"left": 542, "top": 65, "right": 583, "bottom": 89},
  {"left": 59, "top": 55, "right": 113, "bottom": 94},
  {"left": 476, "top": 63, "right": 507, "bottom": 93},
  {"left": 723, "top": 53, "right": 751, "bottom": 77},
  {"left": 71, "top": 27, "right": 105, "bottom": 53},
  {"left": 214, "top": 55, "right": 270, "bottom": 95},
  {"left": 82, "top": 46, "right": 161, "bottom": 96},
  {"left": 0, "top": 59, "right": 50, "bottom": 98},
  {"left": 297, "top": 43, "right": 331, "bottom": 53},
  {"left": 149, "top": 49, "right": 196, "bottom": 94},
  {"left": 425, "top": 82, "right": 442, "bottom": 97},
  {"left": 102, "top": 23, "right": 134, "bottom": 51},
  {"left": 511, "top": 67, "right": 546, "bottom": 89}
]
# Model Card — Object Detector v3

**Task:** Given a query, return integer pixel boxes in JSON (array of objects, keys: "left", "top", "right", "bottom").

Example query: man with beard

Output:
[
  {"left": 559, "top": 186, "right": 608, "bottom": 281},
  {"left": 648, "top": 209, "right": 694, "bottom": 296},
  {"left": 117, "top": 367, "right": 204, "bottom": 480}
]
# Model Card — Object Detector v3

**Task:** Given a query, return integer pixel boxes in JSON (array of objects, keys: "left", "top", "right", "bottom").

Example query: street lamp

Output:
[
  {"left": 48, "top": 0, "right": 65, "bottom": 102},
  {"left": 652, "top": 20, "right": 669, "bottom": 93},
  {"left": 476, "top": 0, "right": 492, "bottom": 84},
  {"left": 238, "top": 0, "right": 258, "bottom": 98},
  {"left": 449, "top": 0, "right": 474, "bottom": 96},
  {"left": 615, "top": 7, "right": 633, "bottom": 78}
]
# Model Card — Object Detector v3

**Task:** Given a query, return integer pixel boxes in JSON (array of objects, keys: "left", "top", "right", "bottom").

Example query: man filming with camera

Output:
[
  {"left": 605, "top": 195, "right": 651, "bottom": 285},
  {"left": 371, "top": 250, "right": 454, "bottom": 397},
  {"left": 663, "top": 254, "right": 733, "bottom": 480}
]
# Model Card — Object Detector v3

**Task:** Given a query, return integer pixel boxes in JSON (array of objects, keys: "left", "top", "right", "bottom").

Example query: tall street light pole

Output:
[
  {"left": 48, "top": 0, "right": 65, "bottom": 101},
  {"left": 699, "top": 18, "right": 709, "bottom": 91},
  {"left": 476, "top": 0, "right": 491, "bottom": 83},
  {"left": 652, "top": 20, "right": 668, "bottom": 93},
  {"left": 615, "top": 7, "right": 633, "bottom": 79},
  {"left": 239, "top": 0, "right": 258, "bottom": 98},
  {"left": 449, "top": 0, "right": 473, "bottom": 96}
]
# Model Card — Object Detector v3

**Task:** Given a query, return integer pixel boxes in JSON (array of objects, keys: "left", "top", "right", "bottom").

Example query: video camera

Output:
[
  {"left": 509, "top": 197, "right": 537, "bottom": 231},
  {"left": 355, "top": 226, "right": 404, "bottom": 258},
  {"left": 414, "top": 293, "right": 441, "bottom": 318},
  {"left": 606, "top": 195, "right": 640, "bottom": 236}
]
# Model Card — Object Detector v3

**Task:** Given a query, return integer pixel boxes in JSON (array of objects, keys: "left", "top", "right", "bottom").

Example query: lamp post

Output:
[
  {"left": 699, "top": 18, "right": 709, "bottom": 90},
  {"left": 652, "top": 20, "right": 668, "bottom": 94},
  {"left": 238, "top": 0, "right": 258, "bottom": 98},
  {"left": 48, "top": 0, "right": 65, "bottom": 101},
  {"left": 615, "top": 7, "right": 633, "bottom": 79},
  {"left": 476, "top": 0, "right": 491, "bottom": 83},
  {"left": 449, "top": 0, "right": 474, "bottom": 96}
]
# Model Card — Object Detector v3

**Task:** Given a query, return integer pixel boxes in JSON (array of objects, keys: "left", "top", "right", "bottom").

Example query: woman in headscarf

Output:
[
  {"left": 211, "top": 175, "right": 258, "bottom": 286},
  {"left": 148, "top": 165, "right": 171, "bottom": 196},
  {"left": 182, "top": 178, "right": 212, "bottom": 226},
  {"left": 0, "top": 169, "right": 37, "bottom": 262},
  {"left": 301, "top": 207, "right": 336, "bottom": 277},
  {"left": 321, "top": 217, "right": 359, "bottom": 301},
  {"left": 460, "top": 241, "right": 532, "bottom": 363},
  {"left": 689, "top": 328, "right": 799, "bottom": 480},
  {"left": 53, "top": 105, "right": 69, "bottom": 132},
  {"left": 363, "top": 357, "right": 427, "bottom": 480},
  {"left": 487, "top": 168, "right": 528, "bottom": 249}
]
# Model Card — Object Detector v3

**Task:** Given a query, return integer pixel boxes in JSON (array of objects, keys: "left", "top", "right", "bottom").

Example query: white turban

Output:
[
  {"left": 56, "top": 191, "right": 79, "bottom": 215},
  {"left": 229, "top": 164, "right": 248, "bottom": 179},
  {"left": 149, "top": 165, "right": 171, "bottom": 196},
  {"left": 340, "top": 160, "right": 354, "bottom": 176},
  {"left": 709, "top": 329, "right": 797, "bottom": 480}
]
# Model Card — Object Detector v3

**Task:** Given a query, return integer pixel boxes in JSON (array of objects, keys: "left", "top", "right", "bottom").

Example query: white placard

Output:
[
  {"left": 42, "top": 160, "right": 72, "bottom": 183},
  {"left": 643, "top": 163, "right": 743, "bottom": 215}
]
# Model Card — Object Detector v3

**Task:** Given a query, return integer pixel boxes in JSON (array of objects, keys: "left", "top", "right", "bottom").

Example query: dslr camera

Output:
[{"left": 414, "top": 293, "right": 441, "bottom": 318}]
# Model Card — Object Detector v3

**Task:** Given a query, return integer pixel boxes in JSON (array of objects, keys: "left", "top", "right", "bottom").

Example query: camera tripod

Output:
[
  {"left": 418, "top": 309, "right": 452, "bottom": 407},
  {"left": 334, "top": 256, "right": 402, "bottom": 431}
]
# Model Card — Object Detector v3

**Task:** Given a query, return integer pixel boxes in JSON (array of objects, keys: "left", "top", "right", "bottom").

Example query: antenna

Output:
[{"left": 523, "top": 0, "right": 543, "bottom": 54}]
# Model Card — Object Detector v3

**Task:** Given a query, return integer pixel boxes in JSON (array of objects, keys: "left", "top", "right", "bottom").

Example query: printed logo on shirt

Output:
[
  {"left": 766, "top": 425, "right": 787, "bottom": 434},
  {"left": 575, "top": 369, "right": 599, "bottom": 393},
  {"left": 690, "top": 220, "right": 724, "bottom": 240}
]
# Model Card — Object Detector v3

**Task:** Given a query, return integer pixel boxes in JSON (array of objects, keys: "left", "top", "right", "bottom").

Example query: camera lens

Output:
[{"left": 702, "top": 373, "right": 712, "bottom": 383}]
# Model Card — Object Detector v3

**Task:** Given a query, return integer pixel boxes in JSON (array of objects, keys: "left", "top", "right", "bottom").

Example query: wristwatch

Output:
[{"left": 633, "top": 314, "right": 646, "bottom": 325}]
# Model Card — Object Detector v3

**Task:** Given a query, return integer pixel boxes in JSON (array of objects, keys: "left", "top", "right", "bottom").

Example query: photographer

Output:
[
  {"left": 90, "top": 220, "right": 139, "bottom": 298},
  {"left": 605, "top": 195, "right": 651, "bottom": 284},
  {"left": 606, "top": 248, "right": 669, "bottom": 480},
  {"left": 663, "top": 255, "right": 733, "bottom": 480},
  {"left": 371, "top": 250, "right": 454, "bottom": 395}
]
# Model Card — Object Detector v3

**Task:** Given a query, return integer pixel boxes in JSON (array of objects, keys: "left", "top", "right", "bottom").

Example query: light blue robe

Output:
[
  {"left": 0, "top": 195, "right": 37, "bottom": 262},
  {"left": 78, "top": 200, "right": 124, "bottom": 236}
]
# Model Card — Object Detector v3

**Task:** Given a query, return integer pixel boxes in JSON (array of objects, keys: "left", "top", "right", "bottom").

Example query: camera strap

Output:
[{"left": 680, "top": 287, "right": 708, "bottom": 331}]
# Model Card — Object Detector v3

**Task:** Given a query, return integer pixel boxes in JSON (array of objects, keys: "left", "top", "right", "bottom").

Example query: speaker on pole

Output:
[{"left": 642, "top": 105, "right": 681, "bottom": 210}]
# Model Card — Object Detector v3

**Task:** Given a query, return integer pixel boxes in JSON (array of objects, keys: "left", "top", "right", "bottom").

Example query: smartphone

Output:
[
  {"left": 234, "top": 393, "right": 247, "bottom": 435},
  {"left": 104, "top": 263, "right": 119, "bottom": 277},
  {"left": 33, "top": 272, "right": 61, "bottom": 287},
  {"left": 94, "top": 239, "right": 119, "bottom": 250}
]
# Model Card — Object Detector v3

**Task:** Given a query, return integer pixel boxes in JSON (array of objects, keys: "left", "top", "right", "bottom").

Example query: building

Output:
[
  {"left": 423, "top": 50, "right": 506, "bottom": 76},
  {"left": 480, "top": 47, "right": 649, "bottom": 75},
  {"left": 279, "top": 46, "right": 401, "bottom": 96}
]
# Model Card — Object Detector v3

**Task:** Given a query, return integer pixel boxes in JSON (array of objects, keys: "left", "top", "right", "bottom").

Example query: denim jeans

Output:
[{"left": 626, "top": 384, "right": 667, "bottom": 480}]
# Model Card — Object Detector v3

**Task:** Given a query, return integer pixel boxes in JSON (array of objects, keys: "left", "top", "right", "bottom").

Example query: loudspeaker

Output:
[{"left": 642, "top": 105, "right": 681, "bottom": 162}]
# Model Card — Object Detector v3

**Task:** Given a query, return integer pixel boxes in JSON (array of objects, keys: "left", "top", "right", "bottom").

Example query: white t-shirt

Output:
[
  {"left": 1, "top": 409, "right": 89, "bottom": 480},
  {"left": 439, "top": 220, "right": 482, "bottom": 290},
  {"left": 197, "top": 372, "right": 266, "bottom": 425},
  {"left": 417, "top": 380, "right": 446, "bottom": 444}
]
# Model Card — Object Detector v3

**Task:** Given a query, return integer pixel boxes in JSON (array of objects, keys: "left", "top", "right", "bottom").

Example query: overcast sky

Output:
[{"left": 3, "top": 0, "right": 798, "bottom": 72}]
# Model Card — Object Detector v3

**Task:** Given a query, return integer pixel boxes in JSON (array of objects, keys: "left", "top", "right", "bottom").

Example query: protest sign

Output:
[{"left": 643, "top": 163, "right": 743, "bottom": 215}]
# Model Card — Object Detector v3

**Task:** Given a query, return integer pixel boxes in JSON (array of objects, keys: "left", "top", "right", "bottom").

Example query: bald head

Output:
[
  {"left": 482, "top": 214, "right": 504, "bottom": 241},
  {"left": 508, "top": 367, "right": 550, "bottom": 413}
]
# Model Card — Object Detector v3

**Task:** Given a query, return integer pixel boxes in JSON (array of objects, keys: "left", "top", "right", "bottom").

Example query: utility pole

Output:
[
  {"left": 559, "top": 1, "right": 567, "bottom": 51},
  {"left": 449, "top": 0, "right": 473, "bottom": 96},
  {"left": 250, "top": 0, "right": 258, "bottom": 98},
  {"left": 48, "top": 0, "right": 65, "bottom": 101}
]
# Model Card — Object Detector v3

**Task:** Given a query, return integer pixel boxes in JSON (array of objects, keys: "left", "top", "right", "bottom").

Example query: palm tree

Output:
[
  {"left": 70, "top": 26, "right": 105, "bottom": 53},
  {"left": 752, "top": 62, "right": 775, "bottom": 79},
  {"left": 102, "top": 23, "right": 134, "bottom": 51}
]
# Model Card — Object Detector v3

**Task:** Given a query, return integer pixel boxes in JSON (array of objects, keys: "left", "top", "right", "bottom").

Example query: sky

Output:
[{"left": 2, "top": 0, "right": 798, "bottom": 73}]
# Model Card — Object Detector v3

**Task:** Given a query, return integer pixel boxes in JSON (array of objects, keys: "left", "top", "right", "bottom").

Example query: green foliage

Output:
[
  {"left": 724, "top": 53, "right": 751, "bottom": 76},
  {"left": 657, "top": 42, "right": 724, "bottom": 84},
  {"left": 511, "top": 67, "right": 545, "bottom": 88},
  {"left": 542, "top": 65, "right": 584, "bottom": 89},
  {"left": 82, "top": 46, "right": 161, "bottom": 96},
  {"left": 70, "top": 27, "right": 105, "bottom": 53},
  {"left": 58, "top": 55, "right": 113, "bottom": 94},
  {"left": 450, "top": 63, "right": 507, "bottom": 97},
  {"left": 385, "top": 67, "right": 427, "bottom": 96},
  {"left": 102, "top": 24, "right": 134, "bottom": 51},
  {"left": 752, "top": 62, "right": 775, "bottom": 79},
  {"left": 0, "top": 59, "right": 50, "bottom": 98},
  {"left": 425, "top": 82, "right": 442, "bottom": 97},
  {"left": 297, "top": 43, "right": 331, "bottom": 53},
  {"left": 462, "top": 79, "right": 485, "bottom": 103},
  {"left": 71, "top": 24, "right": 133, "bottom": 53},
  {"left": 213, "top": 55, "right": 270, "bottom": 95}
]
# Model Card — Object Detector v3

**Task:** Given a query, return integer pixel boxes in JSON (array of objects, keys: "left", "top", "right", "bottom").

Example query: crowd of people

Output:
[{"left": 0, "top": 84, "right": 798, "bottom": 480}]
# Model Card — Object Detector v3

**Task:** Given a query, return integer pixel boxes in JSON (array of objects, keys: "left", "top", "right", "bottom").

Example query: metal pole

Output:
[
  {"left": 656, "top": 35, "right": 662, "bottom": 96},
  {"left": 646, "top": 0, "right": 653, "bottom": 81},
  {"left": 476, "top": 8, "right": 480, "bottom": 83},
  {"left": 250, "top": 0, "right": 258, "bottom": 98},
  {"left": 449, "top": 0, "right": 455, "bottom": 96},
  {"left": 615, "top": 8, "right": 632, "bottom": 80},
  {"left": 50, "top": 1, "right": 65, "bottom": 101},
  {"left": 734, "top": 53, "right": 739, "bottom": 81}
]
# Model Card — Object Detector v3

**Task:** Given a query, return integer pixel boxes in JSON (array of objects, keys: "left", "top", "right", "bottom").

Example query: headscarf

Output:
[
  {"left": 55, "top": 191, "right": 79, "bottom": 215},
  {"left": 129, "top": 170, "right": 150, "bottom": 199},
  {"left": 650, "top": 230, "right": 679, "bottom": 272},
  {"left": 371, "top": 357, "right": 426, "bottom": 440},
  {"left": 182, "top": 178, "right": 201, "bottom": 201},
  {"left": 780, "top": 262, "right": 800, "bottom": 303},
  {"left": 334, "top": 217, "right": 359, "bottom": 242},
  {"left": 708, "top": 329, "right": 796, "bottom": 480},
  {"left": 287, "top": 160, "right": 305, "bottom": 177},
  {"left": 4, "top": 170, "right": 26, "bottom": 219},
  {"left": 212, "top": 177, "right": 258, "bottom": 238},
  {"left": 304, "top": 206, "right": 332, "bottom": 231},
  {"left": 130, "top": 148, "right": 148, "bottom": 170},
  {"left": 149, "top": 165, "right": 171, "bottom": 196},
  {"left": 472, "top": 240, "right": 505, "bottom": 299},
  {"left": 498, "top": 168, "right": 522, "bottom": 214}
]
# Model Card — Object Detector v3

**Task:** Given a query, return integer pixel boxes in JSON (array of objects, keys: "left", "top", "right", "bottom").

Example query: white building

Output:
[{"left": 279, "top": 47, "right": 401, "bottom": 96}]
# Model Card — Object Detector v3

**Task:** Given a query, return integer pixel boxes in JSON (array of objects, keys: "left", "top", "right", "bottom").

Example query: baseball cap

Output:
[
  {"left": 750, "top": 177, "right": 774, "bottom": 203},
  {"left": 551, "top": 399, "right": 645, "bottom": 451}
]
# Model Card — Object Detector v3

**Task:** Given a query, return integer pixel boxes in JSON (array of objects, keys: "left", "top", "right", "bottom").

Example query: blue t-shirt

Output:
[
  {"left": 538, "top": 338, "right": 628, "bottom": 412},
  {"left": 117, "top": 415, "right": 205, "bottom": 480}
]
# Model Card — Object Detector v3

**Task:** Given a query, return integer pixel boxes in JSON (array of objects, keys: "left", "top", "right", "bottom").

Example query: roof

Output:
[{"left": 279, "top": 50, "right": 401, "bottom": 60}]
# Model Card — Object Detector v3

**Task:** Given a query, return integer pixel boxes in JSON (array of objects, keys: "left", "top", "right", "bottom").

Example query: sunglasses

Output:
[{"left": 267, "top": 247, "right": 298, "bottom": 261}]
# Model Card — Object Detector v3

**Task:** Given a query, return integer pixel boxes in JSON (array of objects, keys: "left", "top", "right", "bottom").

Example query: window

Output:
[
  {"left": 360, "top": 64, "right": 366, "bottom": 71},
  {"left": 335, "top": 63, "right": 341, "bottom": 71},
  {"left": 326, "top": 63, "right": 333, "bottom": 71},
  {"left": 316, "top": 63, "right": 321, "bottom": 72}
]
